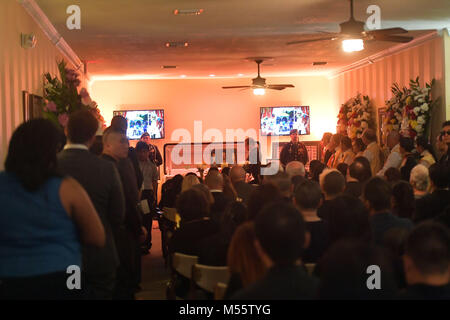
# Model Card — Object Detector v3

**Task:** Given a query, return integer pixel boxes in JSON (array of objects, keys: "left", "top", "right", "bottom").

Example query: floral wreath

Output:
[
  {"left": 337, "top": 93, "right": 374, "bottom": 139},
  {"left": 383, "top": 78, "right": 434, "bottom": 139},
  {"left": 43, "top": 60, "right": 105, "bottom": 129}
]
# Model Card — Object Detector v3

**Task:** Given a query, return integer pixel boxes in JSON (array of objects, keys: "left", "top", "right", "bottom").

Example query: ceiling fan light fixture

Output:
[
  {"left": 253, "top": 88, "right": 265, "bottom": 96},
  {"left": 342, "top": 39, "right": 364, "bottom": 52}
]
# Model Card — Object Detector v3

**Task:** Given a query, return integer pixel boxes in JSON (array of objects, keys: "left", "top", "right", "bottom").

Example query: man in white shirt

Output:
[{"left": 377, "top": 131, "right": 402, "bottom": 176}]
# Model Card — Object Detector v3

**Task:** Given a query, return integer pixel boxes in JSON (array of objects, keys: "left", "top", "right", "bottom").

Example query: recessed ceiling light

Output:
[
  {"left": 238, "top": 74, "right": 244, "bottom": 77},
  {"left": 165, "top": 41, "right": 189, "bottom": 48},
  {"left": 173, "top": 9, "right": 204, "bottom": 15},
  {"left": 209, "top": 74, "right": 215, "bottom": 77},
  {"left": 180, "top": 75, "right": 186, "bottom": 78}
]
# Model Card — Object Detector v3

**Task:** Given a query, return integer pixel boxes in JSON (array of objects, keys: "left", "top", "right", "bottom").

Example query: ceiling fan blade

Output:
[
  {"left": 366, "top": 27, "right": 408, "bottom": 36},
  {"left": 222, "top": 86, "right": 252, "bottom": 89},
  {"left": 373, "top": 34, "right": 413, "bottom": 43},
  {"left": 267, "top": 84, "right": 295, "bottom": 90},
  {"left": 287, "top": 36, "right": 337, "bottom": 45}
]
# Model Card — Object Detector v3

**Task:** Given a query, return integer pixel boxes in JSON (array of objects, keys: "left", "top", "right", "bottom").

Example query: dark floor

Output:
[{"left": 135, "top": 220, "right": 170, "bottom": 300}]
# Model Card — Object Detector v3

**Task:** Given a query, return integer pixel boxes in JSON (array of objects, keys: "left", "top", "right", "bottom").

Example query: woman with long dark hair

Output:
[{"left": 0, "top": 119, "right": 105, "bottom": 299}]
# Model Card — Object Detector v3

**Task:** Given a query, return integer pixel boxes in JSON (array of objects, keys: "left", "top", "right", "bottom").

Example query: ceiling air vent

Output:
[
  {"left": 165, "top": 42, "right": 189, "bottom": 48},
  {"left": 173, "top": 9, "right": 204, "bottom": 15},
  {"left": 313, "top": 61, "right": 327, "bottom": 66},
  {"left": 162, "top": 65, "right": 177, "bottom": 69}
]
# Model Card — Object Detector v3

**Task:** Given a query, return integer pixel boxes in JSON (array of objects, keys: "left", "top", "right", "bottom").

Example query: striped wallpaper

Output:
[
  {"left": 331, "top": 35, "right": 446, "bottom": 141},
  {"left": 0, "top": 0, "right": 80, "bottom": 170}
]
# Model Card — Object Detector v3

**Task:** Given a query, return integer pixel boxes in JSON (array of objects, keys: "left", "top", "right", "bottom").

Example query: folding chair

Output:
[
  {"left": 166, "top": 253, "right": 198, "bottom": 300},
  {"left": 191, "top": 264, "right": 230, "bottom": 299},
  {"left": 214, "top": 282, "right": 228, "bottom": 300}
]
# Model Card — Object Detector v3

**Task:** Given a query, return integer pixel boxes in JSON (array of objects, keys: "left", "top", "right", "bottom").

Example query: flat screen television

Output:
[
  {"left": 113, "top": 109, "right": 165, "bottom": 140},
  {"left": 260, "top": 106, "right": 310, "bottom": 136}
]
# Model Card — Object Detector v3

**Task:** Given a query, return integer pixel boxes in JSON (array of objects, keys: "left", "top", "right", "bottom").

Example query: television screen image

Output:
[
  {"left": 113, "top": 109, "right": 165, "bottom": 140},
  {"left": 260, "top": 106, "right": 310, "bottom": 136}
]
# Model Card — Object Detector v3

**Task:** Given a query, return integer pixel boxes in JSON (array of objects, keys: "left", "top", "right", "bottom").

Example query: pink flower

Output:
[
  {"left": 58, "top": 113, "right": 69, "bottom": 127},
  {"left": 46, "top": 101, "right": 57, "bottom": 112}
]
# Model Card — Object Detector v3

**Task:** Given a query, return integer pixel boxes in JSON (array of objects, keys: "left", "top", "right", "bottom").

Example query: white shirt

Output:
[
  {"left": 363, "top": 142, "right": 377, "bottom": 163},
  {"left": 377, "top": 144, "right": 402, "bottom": 176},
  {"left": 63, "top": 144, "right": 89, "bottom": 151},
  {"left": 139, "top": 160, "right": 158, "bottom": 190}
]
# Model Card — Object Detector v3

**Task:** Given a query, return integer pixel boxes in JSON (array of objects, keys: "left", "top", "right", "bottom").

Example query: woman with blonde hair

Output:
[
  {"left": 181, "top": 173, "right": 200, "bottom": 192},
  {"left": 224, "top": 221, "right": 268, "bottom": 298}
]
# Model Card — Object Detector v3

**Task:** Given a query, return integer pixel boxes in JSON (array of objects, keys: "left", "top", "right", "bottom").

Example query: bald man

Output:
[
  {"left": 230, "top": 166, "right": 254, "bottom": 204},
  {"left": 377, "top": 131, "right": 402, "bottom": 176}
]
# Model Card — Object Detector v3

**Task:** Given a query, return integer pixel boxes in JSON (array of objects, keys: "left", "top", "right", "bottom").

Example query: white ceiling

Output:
[{"left": 34, "top": 0, "right": 450, "bottom": 78}]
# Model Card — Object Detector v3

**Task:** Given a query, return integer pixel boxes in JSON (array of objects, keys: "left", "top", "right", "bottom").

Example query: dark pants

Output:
[
  {"left": 113, "top": 227, "right": 138, "bottom": 300},
  {"left": 0, "top": 271, "right": 83, "bottom": 300},
  {"left": 141, "top": 189, "right": 155, "bottom": 250},
  {"left": 83, "top": 270, "right": 116, "bottom": 300}
]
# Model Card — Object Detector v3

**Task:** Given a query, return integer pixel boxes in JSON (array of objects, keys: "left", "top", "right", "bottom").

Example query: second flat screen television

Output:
[
  {"left": 260, "top": 106, "right": 310, "bottom": 136},
  {"left": 113, "top": 109, "right": 165, "bottom": 140}
]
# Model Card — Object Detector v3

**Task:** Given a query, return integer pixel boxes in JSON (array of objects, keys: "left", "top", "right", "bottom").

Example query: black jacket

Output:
[{"left": 58, "top": 149, "right": 125, "bottom": 274}]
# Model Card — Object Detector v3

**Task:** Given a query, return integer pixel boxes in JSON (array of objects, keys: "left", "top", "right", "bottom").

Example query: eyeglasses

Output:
[{"left": 440, "top": 130, "right": 450, "bottom": 136}]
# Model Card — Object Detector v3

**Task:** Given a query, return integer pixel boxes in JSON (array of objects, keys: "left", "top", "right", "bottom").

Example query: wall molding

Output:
[
  {"left": 328, "top": 30, "right": 442, "bottom": 79},
  {"left": 18, "top": 0, "right": 83, "bottom": 71}
]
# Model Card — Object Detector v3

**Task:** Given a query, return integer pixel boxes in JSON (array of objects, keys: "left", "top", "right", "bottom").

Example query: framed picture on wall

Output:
[
  {"left": 23, "top": 91, "right": 44, "bottom": 121},
  {"left": 377, "top": 107, "right": 386, "bottom": 146}
]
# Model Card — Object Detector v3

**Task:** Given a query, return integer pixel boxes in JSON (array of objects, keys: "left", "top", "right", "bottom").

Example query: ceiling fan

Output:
[
  {"left": 287, "top": 0, "right": 413, "bottom": 52},
  {"left": 222, "top": 59, "right": 294, "bottom": 95}
]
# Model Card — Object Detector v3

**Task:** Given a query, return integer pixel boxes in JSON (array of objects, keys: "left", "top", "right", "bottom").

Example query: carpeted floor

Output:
[{"left": 135, "top": 220, "right": 170, "bottom": 300}]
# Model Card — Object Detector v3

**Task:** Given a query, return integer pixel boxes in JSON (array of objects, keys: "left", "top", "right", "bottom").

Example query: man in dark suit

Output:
[
  {"left": 230, "top": 165, "right": 254, "bottom": 205},
  {"left": 414, "top": 163, "right": 450, "bottom": 223},
  {"left": 205, "top": 170, "right": 232, "bottom": 225},
  {"left": 58, "top": 110, "right": 125, "bottom": 299},
  {"left": 101, "top": 127, "right": 146, "bottom": 300},
  {"left": 232, "top": 202, "right": 318, "bottom": 300},
  {"left": 280, "top": 129, "right": 309, "bottom": 167},
  {"left": 363, "top": 177, "right": 413, "bottom": 245}
]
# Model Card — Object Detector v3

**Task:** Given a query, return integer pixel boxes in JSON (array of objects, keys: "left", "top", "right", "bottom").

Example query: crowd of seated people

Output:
[{"left": 1, "top": 114, "right": 449, "bottom": 300}]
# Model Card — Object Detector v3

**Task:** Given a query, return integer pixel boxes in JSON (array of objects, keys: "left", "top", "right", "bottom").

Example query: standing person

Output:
[
  {"left": 325, "top": 134, "right": 342, "bottom": 168},
  {"left": 135, "top": 141, "right": 158, "bottom": 254},
  {"left": 280, "top": 129, "right": 309, "bottom": 168},
  {"left": 352, "top": 138, "right": 366, "bottom": 158},
  {"left": 111, "top": 116, "right": 143, "bottom": 190},
  {"left": 141, "top": 132, "right": 163, "bottom": 200},
  {"left": 416, "top": 136, "right": 436, "bottom": 168},
  {"left": 399, "top": 137, "right": 418, "bottom": 182},
  {"left": 0, "top": 119, "right": 105, "bottom": 300},
  {"left": 337, "top": 136, "right": 355, "bottom": 166},
  {"left": 101, "top": 127, "right": 145, "bottom": 300},
  {"left": 320, "top": 132, "right": 333, "bottom": 163},
  {"left": 377, "top": 131, "right": 402, "bottom": 176},
  {"left": 58, "top": 111, "right": 125, "bottom": 300},
  {"left": 244, "top": 137, "right": 261, "bottom": 185},
  {"left": 362, "top": 129, "right": 383, "bottom": 176},
  {"left": 436, "top": 134, "right": 449, "bottom": 165}
]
